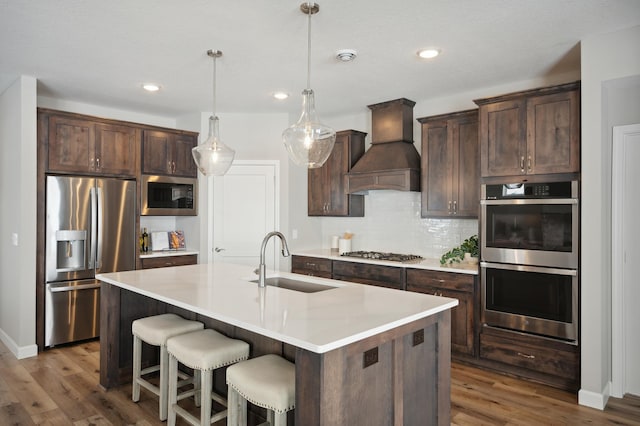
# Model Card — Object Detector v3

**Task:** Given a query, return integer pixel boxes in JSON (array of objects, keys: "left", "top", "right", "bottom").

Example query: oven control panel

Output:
[{"left": 484, "top": 181, "right": 575, "bottom": 199}]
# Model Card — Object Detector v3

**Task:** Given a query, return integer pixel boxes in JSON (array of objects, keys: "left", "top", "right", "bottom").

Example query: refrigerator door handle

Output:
[
  {"left": 96, "top": 186, "right": 103, "bottom": 270},
  {"left": 89, "top": 187, "right": 97, "bottom": 269}
]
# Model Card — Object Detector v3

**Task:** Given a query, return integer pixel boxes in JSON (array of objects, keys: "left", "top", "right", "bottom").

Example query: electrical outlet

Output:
[
  {"left": 292, "top": 229, "right": 298, "bottom": 239},
  {"left": 11, "top": 233, "right": 18, "bottom": 246}
]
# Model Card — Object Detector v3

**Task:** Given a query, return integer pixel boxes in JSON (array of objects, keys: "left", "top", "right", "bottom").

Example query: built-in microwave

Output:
[{"left": 141, "top": 175, "right": 197, "bottom": 216}]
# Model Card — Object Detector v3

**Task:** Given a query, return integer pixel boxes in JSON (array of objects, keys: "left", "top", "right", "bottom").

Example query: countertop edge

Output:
[{"left": 293, "top": 249, "right": 479, "bottom": 275}]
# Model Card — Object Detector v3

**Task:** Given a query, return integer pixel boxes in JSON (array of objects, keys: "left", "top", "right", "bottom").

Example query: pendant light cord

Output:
[
  {"left": 306, "top": 2, "right": 312, "bottom": 90},
  {"left": 212, "top": 54, "right": 217, "bottom": 116}
]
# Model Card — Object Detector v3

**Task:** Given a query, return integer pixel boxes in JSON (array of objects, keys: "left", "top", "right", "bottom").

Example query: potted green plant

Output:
[{"left": 440, "top": 235, "right": 479, "bottom": 265}]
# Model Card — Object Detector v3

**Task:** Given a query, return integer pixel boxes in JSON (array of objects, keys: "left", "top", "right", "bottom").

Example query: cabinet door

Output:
[
  {"left": 406, "top": 269, "right": 476, "bottom": 357},
  {"left": 308, "top": 165, "right": 327, "bottom": 215},
  {"left": 479, "top": 100, "right": 526, "bottom": 177},
  {"left": 48, "top": 116, "right": 95, "bottom": 173},
  {"left": 307, "top": 130, "right": 365, "bottom": 217},
  {"left": 454, "top": 115, "right": 479, "bottom": 217},
  {"left": 526, "top": 89, "right": 580, "bottom": 175},
  {"left": 142, "top": 130, "right": 172, "bottom": 175},
  {"left": 94, "top": 124, "right": 137, "bottom": 177},
  {"left": 421, "top": 120, "right": 453, "bottom": 217},
  {"left": 172, "top": 134, "right": 197, "bottom": 177},
  {"left": 326, "top": 135, "right": 348, "bottom": 215}
]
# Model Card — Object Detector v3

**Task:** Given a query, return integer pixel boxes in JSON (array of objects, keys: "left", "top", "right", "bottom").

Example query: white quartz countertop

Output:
[
  {"left": 293, "top": 249, "right": 479, "bottom": 275},
  {"left": 139, "top": 250, "right": 199, "bottom": 259},
  {"left": 97, "top": 262, "right": 457, "bottom": 354}
]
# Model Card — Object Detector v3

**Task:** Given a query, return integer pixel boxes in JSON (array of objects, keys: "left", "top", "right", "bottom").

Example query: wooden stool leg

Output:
[
  {"left": 132, "top": 335, "right": 141, "bottom": 402},
  {"left": 239, "top": 391, "right": 247, "bottom": 426},
  {"left": 273, "top": 411, "right": 287, "bottom": 426},
  {"left": 167, "top": 353, "right": 178, "bottom": 426},
  {"left": 201, "top": 370, "right": 213, "bottom": 426},
  {"left": 227, "top": 386, "right": 239, "bottom": 426},
  {"left": 159, "top": 345, "right": 169, "bottom": 421},
  {"left": 194, "top": 368, "right": 201, "bottom": 407}
]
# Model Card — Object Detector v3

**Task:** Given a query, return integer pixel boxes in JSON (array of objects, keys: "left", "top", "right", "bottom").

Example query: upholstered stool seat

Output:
[
  {"left": 167, "top": 328, "right": 250, "bottom": 426},
  {"left": 226, "top": 354, "right": 295, "bottom": 426},
  {"left": 131, "top": 313, "right": 204, "bottom": 421}
]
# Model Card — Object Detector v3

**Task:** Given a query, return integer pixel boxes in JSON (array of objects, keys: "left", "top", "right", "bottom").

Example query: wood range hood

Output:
[{"left": 346, "top": 98, "right": 421, "bottom": 194}]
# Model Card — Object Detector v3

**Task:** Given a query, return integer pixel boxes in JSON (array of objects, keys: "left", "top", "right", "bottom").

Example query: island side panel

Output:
[
  {"left": 295, "top": 310, "right": 451, "bottom": 426},
  {"left": 100, "top": 282, "right": 121, "bottom": 389}
]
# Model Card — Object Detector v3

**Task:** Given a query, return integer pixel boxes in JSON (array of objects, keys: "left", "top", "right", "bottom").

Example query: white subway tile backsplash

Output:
[{"left": 321, "top": 191, "right": 478, "bottom": 259}]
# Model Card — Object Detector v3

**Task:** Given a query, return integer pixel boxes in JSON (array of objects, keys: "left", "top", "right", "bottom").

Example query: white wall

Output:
[
  {"left": 580, "top": 24, "right": 640, "bottom": 409},
  {"left": 0, "top": 76, "right": 38, "bottom": 358}
]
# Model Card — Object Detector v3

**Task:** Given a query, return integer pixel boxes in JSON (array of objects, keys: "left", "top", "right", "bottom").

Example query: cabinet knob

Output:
[
  {"left": 453, "top": 200, "right": 457, "bottom": 215},
  {"left": 520, "top": 156, "right": 525, "bottom": 172},
  {"left": 448, "top": 201, "right": 452, "bottom": 214},
  {"left": 527, "top": 155, "right": 532, "bottom": 171}
]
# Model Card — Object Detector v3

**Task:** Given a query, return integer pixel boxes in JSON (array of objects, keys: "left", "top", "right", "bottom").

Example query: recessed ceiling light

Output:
[
  {"left": 142, "top": 83, "right": 161, "bottom": 92},
  {"left": 417, "top": 48, "right": 440, "bottom": 59},
  {"left": 273, "top": 92, "right": 289, "bottom": 100},
  {"left": 336, "top": 49, "right": 357, "bottom": 62}
]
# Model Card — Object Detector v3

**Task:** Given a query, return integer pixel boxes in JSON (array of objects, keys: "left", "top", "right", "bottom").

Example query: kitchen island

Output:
[{"left": 97, "top": 262, "right": 457, "bottom": 425}]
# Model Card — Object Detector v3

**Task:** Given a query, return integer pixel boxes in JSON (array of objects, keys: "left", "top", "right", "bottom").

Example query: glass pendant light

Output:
[
  {"left": 192, "top": 49, "right": 235, "bottom": 176},
  {"left": 282, "top": 2, "right": 336, "bottom": 169}
]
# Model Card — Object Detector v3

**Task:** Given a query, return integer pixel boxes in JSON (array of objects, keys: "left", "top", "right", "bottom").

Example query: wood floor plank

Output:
[{"left": 1, "top": 338, "right": 639, "bottom": 425}]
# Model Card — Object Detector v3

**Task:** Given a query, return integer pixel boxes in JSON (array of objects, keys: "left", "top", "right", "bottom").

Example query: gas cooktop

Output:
[{"left": 340, "top": 251, "right": 424, "bottom": 263}]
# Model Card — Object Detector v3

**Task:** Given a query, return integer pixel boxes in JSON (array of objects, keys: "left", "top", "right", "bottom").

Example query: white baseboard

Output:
[
  {"left": 0, "top": 328, "right": 38, "bottom": 359},
  {"left": 578, "top": 382, "right": 611, "bottom": 410}
]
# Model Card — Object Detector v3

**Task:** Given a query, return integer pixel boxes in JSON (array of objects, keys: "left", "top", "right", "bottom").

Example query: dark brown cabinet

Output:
[
  {"left": 475, "top": 82, "right": 580, "bottom": 178},
  {"left": 479, "top": 325, "right": 579, "bottom": 391},
  {"left": 291, "top": 256, "right": 332, "bottom": 278},
  {"left": 333, "top": 260, "right": 404, "bottom": 290},
  {"left": 406, "top": 268, "right": 477, "bottom": 357},
  {"left": 142, "top": 130, "right": 198, "bottom": 177},
  {"left": 418, "top": 110, "right": 479, "bottom": 218},
  {"left": 140, "top": 254, "right": 198, "bottom": 269},
  {"left": 47, "top": 115, "right": 138, "bottom": 177},
  {"left": 308, "top": 130, "right": 366, "bottom": 216}
]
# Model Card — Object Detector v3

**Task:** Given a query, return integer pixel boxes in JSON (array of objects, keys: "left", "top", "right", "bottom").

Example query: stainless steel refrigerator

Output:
[{"left": 45, "top": 175, "right": 136, "bottom": 347}]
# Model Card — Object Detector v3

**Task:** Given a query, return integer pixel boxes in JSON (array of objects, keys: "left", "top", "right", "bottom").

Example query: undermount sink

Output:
[{"left": 249, "top": 276, "right": 336, "bottom": 293}]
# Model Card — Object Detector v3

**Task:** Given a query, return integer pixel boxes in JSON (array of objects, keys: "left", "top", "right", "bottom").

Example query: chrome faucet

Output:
[{"left": 258, "top": 231, "right": 290, "bottom": 287}]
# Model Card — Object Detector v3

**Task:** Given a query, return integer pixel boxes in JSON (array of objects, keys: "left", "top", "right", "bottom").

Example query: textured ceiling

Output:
[{"left": 1, "top": 0, "right": 639, "bottom": 118}]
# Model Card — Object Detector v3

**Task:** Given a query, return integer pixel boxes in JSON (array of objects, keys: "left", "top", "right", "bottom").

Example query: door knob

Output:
[{"left": 214, "top": 247, "right": 225, "bottom": 252}]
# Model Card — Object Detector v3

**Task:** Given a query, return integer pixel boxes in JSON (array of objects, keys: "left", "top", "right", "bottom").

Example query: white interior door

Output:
[
  {"left": 612, "top": 123, "right": 640, "bottom": 398},
  {"left": 212, "top": 161, "right": 279, "bottom": 270}
]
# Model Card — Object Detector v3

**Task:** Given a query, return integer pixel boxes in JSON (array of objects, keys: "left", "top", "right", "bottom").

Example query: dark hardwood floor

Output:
[{"left": 1, "top": 339, "right": 638, "bottom": 425}]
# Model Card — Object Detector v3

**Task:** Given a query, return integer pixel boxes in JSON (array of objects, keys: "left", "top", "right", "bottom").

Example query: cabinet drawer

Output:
[
  {"left": 480, "top": 327, "right": 578, "bottom": 380},
  {"left": 332, "top": 261, "right": 404, "bottom": 290},
  {"left": 406, "top": 269, "right": 474, "bottom": 293},
  {"left": 291, "top": 256, "right": 332, "bottom": 278},
  {"left": 141, "top": 254, "right": 198, "bottom": 269}
]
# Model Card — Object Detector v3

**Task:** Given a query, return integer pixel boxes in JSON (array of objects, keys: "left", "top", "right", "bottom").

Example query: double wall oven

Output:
[{"left": 480, "top": 180, "right": 579, "bottom": 343}]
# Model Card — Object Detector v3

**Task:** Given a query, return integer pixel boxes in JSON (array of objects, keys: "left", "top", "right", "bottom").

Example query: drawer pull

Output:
[
  {"left": 306, "top": 263, "right": 316, "bottom": 267},
  {"left": 517, "top": 352, "right": 535, "bottom": 360}
]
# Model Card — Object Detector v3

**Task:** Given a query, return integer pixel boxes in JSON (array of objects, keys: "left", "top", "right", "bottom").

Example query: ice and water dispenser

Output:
[{"left": 55, "top": 230, "right": 87, "bottom": 271}]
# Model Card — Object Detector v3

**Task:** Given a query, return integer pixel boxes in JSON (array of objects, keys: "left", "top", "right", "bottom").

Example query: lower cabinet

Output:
[
  {"left": 479, "top": 325, "right": 579, "bottom": 391},
  {"left": 291, "top": 256, "right": 332, "bottom": 278},
  {"left": 140, "top": 254, "right": 198, "bottom": 269},
  {"left": 406, "top": 269, "right": 477, "bottom": 357},
  {"left": 332, "top": 260, "right": 404, "bottom": 290}
]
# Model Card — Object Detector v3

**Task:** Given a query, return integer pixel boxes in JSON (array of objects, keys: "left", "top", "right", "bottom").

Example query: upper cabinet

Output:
[
  {"left": 46, "top": 115, "right": 138, "bottom": 177},
  {"left": 418, "top": 110, "right": 479, "bottom": 218},
  {"left": 308, "top": 129, "right": 366, "bottom": 217},
  {"left": 142, "top": 130, "right": 198, "bottom": 177},
  {"left": 474, "top": 82, "right": 580, "bottom": 178}
]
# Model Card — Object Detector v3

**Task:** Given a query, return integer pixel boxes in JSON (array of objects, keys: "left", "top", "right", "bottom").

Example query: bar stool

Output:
[
  {"left": 226, "top": 354, "right": 295, "bottom": 426},
  {"left": 131, "top": 313, "right": 204, "bottom": 421},
  {"left": 167, "top": 328, "right": 250, "bottom": 426}
]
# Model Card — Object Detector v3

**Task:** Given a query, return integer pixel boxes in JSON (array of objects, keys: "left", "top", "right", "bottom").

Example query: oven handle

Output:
[
  {"left": 480, "top": 198, "right": 578, "bottom": 206},
  {"left": 480, "top": 262, "right": 577, "bottom": 276}
]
